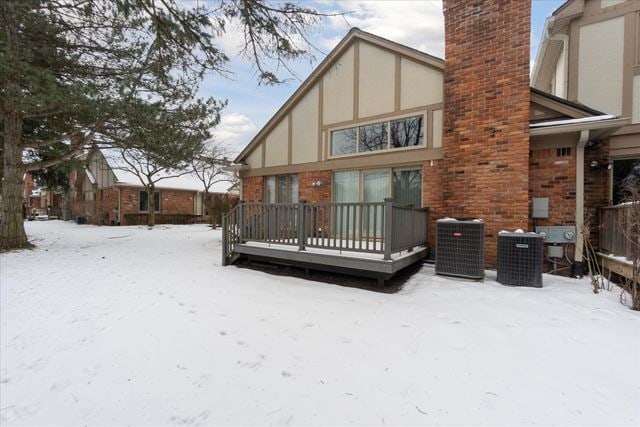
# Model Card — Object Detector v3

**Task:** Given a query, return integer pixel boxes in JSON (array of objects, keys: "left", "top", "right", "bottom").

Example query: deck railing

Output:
[
  {"left": 222, "top": 198, "right": 429, "bottom": 265},
  {"left": 599, "top": 204, "right": 637, "bottom": 261}
]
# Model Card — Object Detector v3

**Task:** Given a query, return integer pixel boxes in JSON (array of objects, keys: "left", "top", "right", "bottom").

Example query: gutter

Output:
[{"left": 530, "top": 116, "right": 630, "bottom": 136}]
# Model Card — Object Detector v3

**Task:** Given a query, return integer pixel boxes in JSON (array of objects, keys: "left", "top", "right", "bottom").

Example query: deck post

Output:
[
  {"left": 408, "top": 204, "right": 415, "bottom": 252},
  {"left": 384, "top": 198, "right": 393, "bottom": 260},
  {"left": 298, "top": 200, "right": 307, "bottom": 251},
  {"left": 222, "top": 214, "right": 228, "bottom": 266},
  {"left": 237, "top": 200, "right": 245, "bottom": 243}
]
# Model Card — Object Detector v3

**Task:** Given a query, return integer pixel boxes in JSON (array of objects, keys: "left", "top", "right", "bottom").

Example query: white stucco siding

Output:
[
  {"left": 358, "top": 42, "right": 395, "bottom": 118},
  {"left": 323, "top": 45, "right": 354, "bottom": 125},
  {"left": 432, "top": 109, "right": 443, "bottom": 148},
  {"left": 245, "top": 144, "right": 263, "bottom": 169},
  {"left": 553, "top": 46, "right": 567, "bottom": 98},
  {"left": 577, "top": 17, "right": 625, "bottom": 116},
  {"left": 633, "top": 75, "right": 640, "bottom": 124},
  {"left": 400, "top": 58, "right": 443, "bottom": 110},
  {"left": 600, "top": 0, "right": 626, "bottom": 8},
  {"left": 264, "top": 118, "right": 289, "bottom": 167},
  {"left": 291, "top": 84, "right": 319, "bottom": 164},
  {"left": 89, "top": 153, "right": 116, "bottom": 189}
]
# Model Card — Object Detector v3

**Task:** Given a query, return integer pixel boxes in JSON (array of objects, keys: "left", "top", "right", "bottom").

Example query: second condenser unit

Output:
[
  {"left": 436, "top": 219, "right": 485, "bottom": 279},
  {"left": 497, "top": 232, "right": 544, "bottom": 288}
]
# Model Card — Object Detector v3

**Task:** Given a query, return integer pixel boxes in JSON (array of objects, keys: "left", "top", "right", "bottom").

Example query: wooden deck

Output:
[{"left": 222, "top": 199, "right": 430, "bottom": 284}]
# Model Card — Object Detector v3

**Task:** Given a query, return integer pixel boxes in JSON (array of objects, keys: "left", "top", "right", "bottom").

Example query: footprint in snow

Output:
[
  {"left": 281, "top": 371, "right": 292, "bottom": 377},
  {"left": 219, "top": 331, "right": 227, "bottom": 336}
]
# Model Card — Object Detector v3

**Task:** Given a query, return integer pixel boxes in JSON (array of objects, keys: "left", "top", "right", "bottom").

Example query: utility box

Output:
[
  {"left": 535, "top": 226, "right": 576, "bottom": 244},
  {"left": 531, "top": 198, "right": 549, "bottom": 219}
]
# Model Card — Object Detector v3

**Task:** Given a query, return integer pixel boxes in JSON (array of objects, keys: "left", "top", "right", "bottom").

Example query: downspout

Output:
[
  {"left": 574, "top": 129, "right": 590, "bottom": 277},
  {"left": 114, "top": 187, "right": 121, "bottom": 225}
]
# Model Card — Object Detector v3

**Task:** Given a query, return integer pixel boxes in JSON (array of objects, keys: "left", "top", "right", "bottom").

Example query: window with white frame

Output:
[{"left": 330, "top": 115, "right": 425, "bottom": 157}]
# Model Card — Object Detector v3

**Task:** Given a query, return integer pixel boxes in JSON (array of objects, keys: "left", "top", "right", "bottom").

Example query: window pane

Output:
[
  {"left": 332, "top": 171, "right": 359, "bottom": 203},
  {"left": 289, "top": 175, "right": 298, "bottom": 203},
  {"left": 139, "top": 190, "right": 148, "bottom": 212},
  {"left": 277, "top": 175, "right": 287, "bottom": 203},
  {"left": 359, "top": 122, "right": 388, "bottom": 152},
  {"left": 331, "top": 128, "right": 357, "bottom": 156},
  {"left": 363, "top": 171, "right": 390, "bottom": 202},
  {"left": 265, "top": 176, "right": 276, "bottom": 203},
  {"left": 613, "top": 158, "right": 640, "bottom": 204},
  {"left": 390, "top": 116, "right": 424, "bottom": 148},
  {"left": 154, "top": 191, "right": 160, "bottom": 212},
  {"left": 393, "top": 169, "right": 422, "bottom": 207}
]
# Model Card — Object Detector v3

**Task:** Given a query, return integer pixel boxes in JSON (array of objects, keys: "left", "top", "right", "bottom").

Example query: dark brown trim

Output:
[
  {"left": 353, "top": 40, "right": 360, "bottom": 120},
  {"left": 395, "top": 55, "right": 401, "bottom": 112},
  {"left": 322, "top": 103, "right": 442, "bottom": 130},
  {"left": 241, "top": 148, "right": 443, "bottom": 178},
  {"left": 317, "top": 80, "right": 323, "bottom": 162}
]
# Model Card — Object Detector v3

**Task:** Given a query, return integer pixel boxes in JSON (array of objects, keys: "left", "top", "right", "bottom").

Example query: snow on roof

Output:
[
  {"left": 99, "top": 148, "right": 235, "bottom": 194},
  {"left": 84, "top": 167, "right": 96, "bottom": 185},
  {"left": 529, "top": 114, "right": 616, "bottom": 128}
]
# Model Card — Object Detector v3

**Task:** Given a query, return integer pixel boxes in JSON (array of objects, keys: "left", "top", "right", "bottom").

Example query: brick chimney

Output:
[{"left": 442, "top": 0, "right": 531, "bottom": 266}]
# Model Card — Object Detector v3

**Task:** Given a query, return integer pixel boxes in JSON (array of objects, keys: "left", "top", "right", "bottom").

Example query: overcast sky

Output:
[{"left": 205, "top": 0, "right": 566, "bottom": 153}]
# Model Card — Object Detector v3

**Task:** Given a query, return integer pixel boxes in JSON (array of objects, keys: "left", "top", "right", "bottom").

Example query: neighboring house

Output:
[
  {"left": 227, "top": 0, "right": 636, "bottom": 281},
  {"left": 532, "top": 0, "right": 640, "bottom": 206},
  {"left": 22, "top": 172, "right": 64, "bottom": 218},
  {"left": 72, "top": 149, "right": 237, "bottom": 225},
  {"left": 532, "top": 0, "right": 640, "bottom": 277}
]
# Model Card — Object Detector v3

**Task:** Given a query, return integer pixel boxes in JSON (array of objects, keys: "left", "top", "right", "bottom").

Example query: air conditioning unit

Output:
[
  {"left": 497, "top": 232, "right": 544, "bottom": 288},
  {"left": 436, "top": 219, "right": 485, "bottom": 279}
]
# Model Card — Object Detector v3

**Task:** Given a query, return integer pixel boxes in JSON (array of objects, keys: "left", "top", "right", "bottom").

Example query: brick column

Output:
[{"left": 442, "top": 0, "right": 531, "bottom": 266}]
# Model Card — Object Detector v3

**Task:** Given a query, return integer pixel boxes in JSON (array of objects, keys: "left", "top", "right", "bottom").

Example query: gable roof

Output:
[
  {"left": 89, "top": 148, "right": 236, "bottom": 194},
  {"left": 234, "top": 28, "right": 444, "bottom": 163}
]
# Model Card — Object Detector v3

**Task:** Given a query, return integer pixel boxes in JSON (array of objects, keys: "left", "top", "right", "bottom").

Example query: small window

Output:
[
  {"left": 359, "top": 122, "right": 388, "bottom": 152},
  {"left": 390, "top": 116, "right": 424, "bottom": 148},
  {"left": 139, "top": 190, "right": 160, "bottom": 212},
  {"left": 556, "top": 147, "right": 572, "bottom": 157},
  {"left": 331, "top": 128, "right": 357, "bottom": 156}
]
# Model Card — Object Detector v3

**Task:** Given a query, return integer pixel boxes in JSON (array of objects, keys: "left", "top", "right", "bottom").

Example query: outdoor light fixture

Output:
[
  {"left": 590, "top": 160, "right": 599, "bottom": 168},
  {"left": 312, "top": 180, "right": 323, "bottom": 188}
]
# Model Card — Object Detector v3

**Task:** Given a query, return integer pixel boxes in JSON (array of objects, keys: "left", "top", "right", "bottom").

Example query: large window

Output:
[
  {"left": 612, "top": 158, "right": 640, "bottom": 205},
  {"left": 332, "top": 168, "right": 422, "bottom": 206},
  {"left": 330, "top": 114, "right": 425, "bottom": 157},
  {"left": 391, "top": 116, "right": 424, "bottom": 148},
  {"left": 139, "top": 190, "right": 160, "bottom": 212},
  {"left": 265, "top": 175, "right": 298, "bottom": 203},
  {"left": 393, "top": 169, "right": 422, "bottom": 207}
]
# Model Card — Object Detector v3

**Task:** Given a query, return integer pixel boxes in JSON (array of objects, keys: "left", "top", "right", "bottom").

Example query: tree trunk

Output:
[
  {"left": 148, "top": 186, "right": 155, "bottom": 228},
  {"left": 1, "top": 6, "right": 29, "bottom": 250}
]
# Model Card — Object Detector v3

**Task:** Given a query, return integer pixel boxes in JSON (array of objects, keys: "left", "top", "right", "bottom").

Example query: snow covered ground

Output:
[{"left": 1, "top": 221, "right": 639, "bottom": 426}]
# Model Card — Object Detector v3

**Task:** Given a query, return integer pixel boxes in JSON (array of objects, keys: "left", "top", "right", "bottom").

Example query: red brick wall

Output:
[
  {"left": 442, "top": 0, "right": 531, "bottom": 266},
  {"left": 529, "top": 149, "right": 577, "bottom": 227},
  {"left": 242, "top": 176, "right": 264, "bottom": 203},
  {"left": 117, "top": 186, "right": 197, "bottom": 225},
  {"left": 299, "top": 170, "right": 331, "bottom": 203},
  {"left": 423, "top": 160, "right": 444, "bottom": 251},
  {"left": 584, "top": 139, "right": 611, "bottom": 245},
  {"left": 161, "top": 190, "right": 195, "bottom": 214}
]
